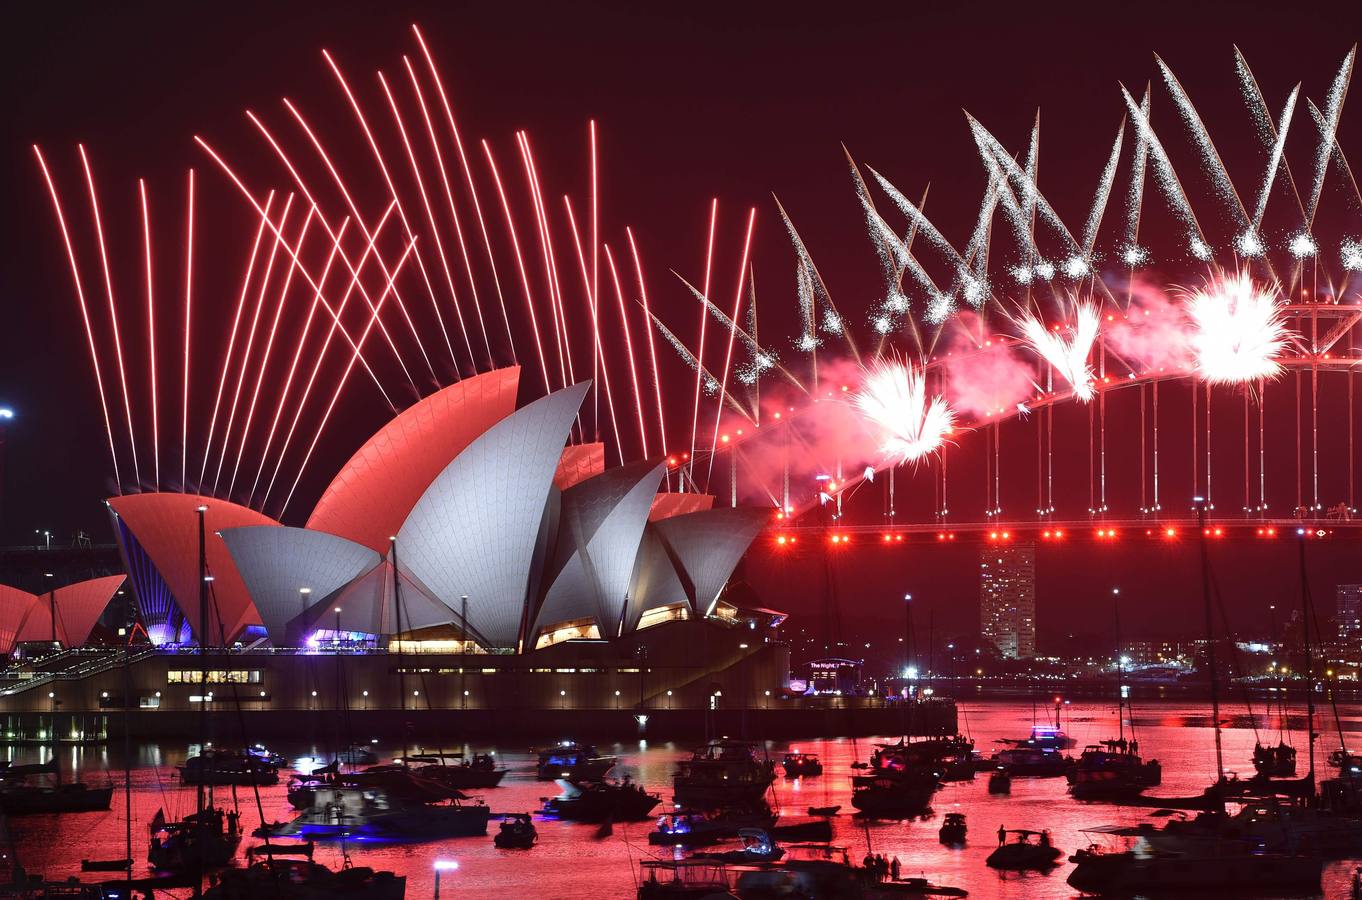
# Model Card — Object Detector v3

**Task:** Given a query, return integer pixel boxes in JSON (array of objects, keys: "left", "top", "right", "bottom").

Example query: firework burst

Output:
[
  {"left": 1184, "top": 271, "right": 1293, "bottom": 384},
  {"left": 853, "top": 358, "right": 954, "bottom": 465},
  {"left": 1015, "top": 302, "right": 1101, "bottom": 401}
]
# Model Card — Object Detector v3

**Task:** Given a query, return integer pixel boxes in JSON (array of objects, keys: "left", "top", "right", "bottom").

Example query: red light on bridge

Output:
[
  {"left": 776, "top": 535, "right": 788, "bottom": 546},
  {"left": 1255, "top": 526, "right": 1277, "bottom": 538},
  {"left": 1202, "top": 527, "right": 1225, "bottom": 537},
  {"left": 1040, "top": 529, "right": 1066, "bottom": 540},
  {"left": 882, "top": 533, "right": 892, "bottom": 543},
  {"left": 895, "top": 534, "right": 905, "bottom": 542},
  {"left": 1163, "top": 527, "right": 1177, "bottom": 539},
  {"left": 667, "top": 456, "right": 678, "bottom": 466},
  {"left": 1095, "top": 527, "right": 1118, "bottom": 539},
  {"left": 936, "top": 532, "right": 957, "bottom": 541}
]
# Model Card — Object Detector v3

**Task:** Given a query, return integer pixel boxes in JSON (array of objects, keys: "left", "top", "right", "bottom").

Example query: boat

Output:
[
  {"left": 246, "top": 743, "right": 287, "bottom": 768},
  {"left": 938, "top": 812, "right": 966, "bottom": 844},
  {"left": 637, "top": 860, "right": 736, "bottom": 899},
  {"left": 1067, "top": 739, "right": 1162, "bottom": 800},
  {"left": 985, "top": 830, "right": 1062, "bottom": 871},
  {"left": 693, "top": 828, "right": 786, "bottom": 864},
  {"left": 989, "top": 746, "right": 1074, "bottom": 777},
  {"left": 850, "top": 767, "right": 938, "bottom": 815},
  {"left": 1252, "top": 740, "right": 1297, "bottom": 778},
  {"left": 384, "top": 754, "right": 507, "bottom": 789},
  {"left": 648, "top": 806, "right": 776, "bottom": 846},
  {"left": 535, "top": 740, "right": 616, "bottom": 781},
  {"left": 148, "top": 805, "right": 242, "bottom": 871},
  {"left": 1067, "top": 827, "right": 1323, "bottom": 895},
  {"left": 0, "top": 761, "right": 113, "bottom": 815},
  {"left": 337, "top": 744, "right": 380, "bottom": 766},
  {"left": 542, "top": 778, "right": 661, "bottom": 822},
  {"left": 987, "top": 768, "right": 1011, "bottom": 794},
  {"left": 268, "top": 782, "right": 490, "bottom": 841},
  {"left": 179, "top": 748, "right": 279, "bottom": 786},
  {"left": 493, "top": 813, "right": 537, "bottom": 849},
  {"left": 1153, "top": 797, "right": 1362, "bottom": 856},
  {"left": 997, "top": 718, "right": 1074, "bottom": 751},
  {"left": 203, "top": 845, "right": 407, "bottom": 899},
  {"left": 673, "top": 740, "right": 776, "bottom": 808},
  {"left": 868, "top": 877, "right": 969, "bottom": 897},
  {"left": 782, "top": 751, "right": 823, "bottom": 777},
  {"left": 808, "top": 805, "right": 840, "bottom": 816}
]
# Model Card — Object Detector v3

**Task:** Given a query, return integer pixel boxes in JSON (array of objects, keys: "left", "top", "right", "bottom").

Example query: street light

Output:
[{"left": 433, "top": 860, "right": 459, "bottom": 899}]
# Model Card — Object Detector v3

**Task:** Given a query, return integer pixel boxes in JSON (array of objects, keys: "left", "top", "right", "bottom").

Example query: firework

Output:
[
  {"left": 853, "top": 358, "right": 954, "bottom": 465},
  {"left": 1184, "top": 271, "right": 1292, "bottom": 385},
  {"left": 1015, "top": 302, "right": 1100, "bottom": 401}
]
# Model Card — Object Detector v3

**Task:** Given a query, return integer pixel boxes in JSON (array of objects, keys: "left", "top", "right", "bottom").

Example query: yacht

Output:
[
  {"left": 541, "top": 778, "right": 661, "bottom": 822},
  {"left": 535, "top": 740, "right": 616, "bottom": 781},
  {"left": 493, "top": 813, "right": 537, "bottom": 849},
  {"left": 269, "top": 784, "right": 490, "bottom": 841},
  {"left": 849, "top": 767, "right": 939, "bottom": 815},
  {"left": 781, "top": 752, "right": 823, "bottom": 777},
  {"left": 203, "top": 844, "right": 406, "bottom": 899},
  {"left": 990, "top": 746, "right": 1074, "bottom": 777},
  {"left": 1067, "top": 739, "right": 1161, "bottom": 799},
  {"left": 179, "top": 748, "right": 279, "bottom": 786},
  {"left": 148, "top": 805, "right": 242, "bottom": 871},
  {"left": 637, "top": 859, "right": 736, "bottom": 899},
  {"left": 1068, "top": 825, "right": 1322, "bottom": 894},
  {"left": 673, "top": 740, "right": 775, "bottom": 807},
  {"left": 0, "top": 761, "right": 113, "bottom": 815},
  {"left": 383, "top": 754, "right": 507, "bottom": 789},
  {"left": 985, "top": 830, "right": 1062, "bottom": 870},
  {"left": 649, "top": 806, "right": 776, "bottom": 846}
]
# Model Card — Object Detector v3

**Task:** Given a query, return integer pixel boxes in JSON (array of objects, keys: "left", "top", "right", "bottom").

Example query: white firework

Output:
[
  {"left": 1033, "top": 260, "right": 1055, "bottom": 280},
  {"left": 1343, "top": 239, "right": 1362, "bottom": 271},
  {"left": 1016, "top": 302, "right": 1101, "bottom": 401},
  {"left": 1190, "top": 239, "right": 1213, "bottom": 261},
  {"left": 1061, "top": 256, "right": 1090, "bottom": 278},
  {"left": 1185, "top": 271, "right": 1292, "bottom": 384},
  {"left": 1236, "top": 230, "right": 1265, "bottom": 257},
  {"left": 821, "top": 309, "right": 844, "bottom": 335},
  {"left": 1289, "top": 233, "right": 1318, "bottom": 259},
  {"left": 925, "top": 292, "right": 955, "bottom": 325},
  {"left": 1122, "top": 245, "right": 1150, "bottom": 266},
  {"left": 853, "top": 358, "right": 954, "bottom": 465}
]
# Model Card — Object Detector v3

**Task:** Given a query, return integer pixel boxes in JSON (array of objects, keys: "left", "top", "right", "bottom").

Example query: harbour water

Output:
[{"left": 7, "top": 698, "right": 1361, "bottom": 898}]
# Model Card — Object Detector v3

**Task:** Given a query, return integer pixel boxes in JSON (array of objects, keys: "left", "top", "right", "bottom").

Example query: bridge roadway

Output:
[{"left": 767, "top": 515, "right": 1362, "bottom": 545}]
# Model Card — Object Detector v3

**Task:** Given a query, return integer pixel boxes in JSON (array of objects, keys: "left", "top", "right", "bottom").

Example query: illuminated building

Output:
[
  {"left": 1338, "top": 584, "right": 1362, "bottom": 640},
  {"left": 105, "top": 368, "right": 769, "bottom": 654},
  {"left": 979, "top": 542, "right": 1036, "bottom": 659}
]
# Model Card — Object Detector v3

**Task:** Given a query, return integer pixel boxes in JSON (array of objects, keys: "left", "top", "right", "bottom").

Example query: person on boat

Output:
[
  {"left": 998, "top": 824, "right": 1006, "bottom": 846},
  {"left": 1040, "top": 830, "right": 1051, "bottom": 849},
  {"left": 891, "top": 857, "right": 901, "bottom": 881},
  {"left": 864, "top": 852, "right": 875, "bottom": 870}
]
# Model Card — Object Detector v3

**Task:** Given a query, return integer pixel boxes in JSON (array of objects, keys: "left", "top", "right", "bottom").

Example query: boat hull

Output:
[{"left": 0, "top": 784, "right": 113, "bottom": 815}]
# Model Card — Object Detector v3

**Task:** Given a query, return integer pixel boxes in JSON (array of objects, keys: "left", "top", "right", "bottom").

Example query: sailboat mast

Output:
[
  {"left": 389, "top": 537, "right": 409, "bottom": 763},
  {"left": 1113, "top": 589, "right": 1124, "bottom": 745},
  {"left": 1297, "top": 536, "right": 1317, "bottom": 786},
  {"left": 196, "top": 505, "right": 208, "bottom": 816},
  {"left": 1195, "top": 499, "right": 1224, "bottom": 782}
]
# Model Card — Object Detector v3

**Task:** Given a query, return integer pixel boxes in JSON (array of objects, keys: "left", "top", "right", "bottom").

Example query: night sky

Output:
[{"left": 2, "top": 1, "right": 1358, "bottom": 645}]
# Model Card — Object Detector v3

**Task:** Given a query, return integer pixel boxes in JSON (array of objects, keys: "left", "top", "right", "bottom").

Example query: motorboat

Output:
[
  {"left": 541, "top": 778, "right": 661, "bottom": 822},
  {"left": 148, "top": 805, "right": 242, "bottom": 871},
  {"left": 938, "top": 812, "right": 966, "bottom": 844},
  {"left": 1068, "top": 826, "right": 1322, "bottom": 894},
  {"left": 808, "top": 805, "right": 841, "bottom": 816},
  {"left": 850, "top": 767, "right": 938, "bottom": 816},
  {"left": 997, "top": 721, "right": 1074, "bottom": 751},
  {"left": 179, "top": 749, "right": 279, "bottom": 786},
  {"left": 1067, "top": 739, "right": 1161, "bottom": 800},
  {"left": 782, "top": 751, "right": 823, "bottom": 777},
  {"left": 990, "top": 746, "right": 1074, "bottom": 777},
  {"left": 246, "top": 743, "right": 287, "bottom": 768},
  {"left": 203, "top": 845, "right": 406, "bottom": 899},
  {"left": 693, "top": 828, "right": 785, "bottom": 864},
  {"left": 535, "top": 740, "right": 616, "bottom": 781},
  {"left": 648, "top": 806, "right": 776, "bottom": 846},
  {"left": 0, "top": 761, "right": 113, "bottom": 815},
  {"left": 493, "top": 813, "right": 537, "bottom": 849},
  {"left": 1252, "top": 740, "right": 1297, "bottom": 778},
  {"left": 1155, "top": 797, "right": 1362, "bottom": 857},
  {"left": 987, "top": 768, "right": 1011, "bottom": 794},
  {"left": 337, "top": 744, "right": 380, "bottom": 766},
  {"left": 637, "top": 860, "right": 735, "bottom": 899},
  {"left": 268, "top": 783, "right": 490, "bottom": 842},
  {"left": 673, "top": 740, "right": 776, "bottom": 807},
  {"left": 384, "top": 754, "right": 507, "bottom": 789},
  {"left": 985, "top": 830, "right": 1061, "bottom": 870}
]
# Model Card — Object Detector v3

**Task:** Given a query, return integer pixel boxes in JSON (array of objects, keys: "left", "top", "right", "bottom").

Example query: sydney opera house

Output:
[{"left": 0, "top": 367, "right": 796, "bottom": 738}]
